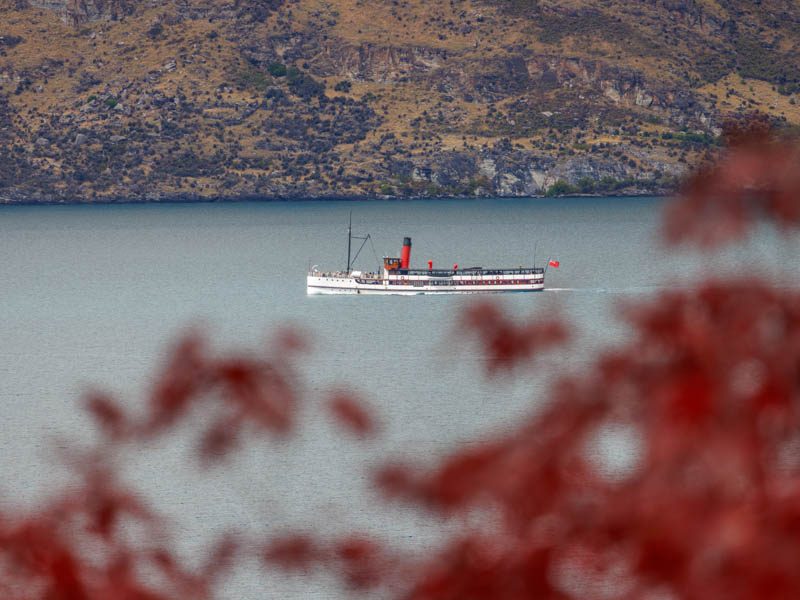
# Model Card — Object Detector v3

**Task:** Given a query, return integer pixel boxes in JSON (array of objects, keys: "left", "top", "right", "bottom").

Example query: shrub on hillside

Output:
[
  {"left": 267, "top": 62, "right": 287, "bottom": 78},
  {"left": 545, "top": 179, "right": 576, "bottom": 196},
  {"left": 334, "top": 80, "right": 352, "bottom": 93},
  {"left": 287, "top": 70, "right": 325, "bottom": 100}
]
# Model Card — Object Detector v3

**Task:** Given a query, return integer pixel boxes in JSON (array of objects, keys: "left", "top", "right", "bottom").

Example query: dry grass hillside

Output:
[{"left": 0, "top": 0, "right": 798, "bottom": 201}]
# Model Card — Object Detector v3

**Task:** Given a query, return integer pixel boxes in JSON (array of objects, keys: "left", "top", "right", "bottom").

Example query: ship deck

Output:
[{"left": 395, "top": 267, "right": 544, "bottom": 277}]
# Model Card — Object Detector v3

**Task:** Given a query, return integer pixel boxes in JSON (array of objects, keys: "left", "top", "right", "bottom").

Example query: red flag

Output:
[{"left": 548, "top": 259, "right": 560, "bottom": 268}]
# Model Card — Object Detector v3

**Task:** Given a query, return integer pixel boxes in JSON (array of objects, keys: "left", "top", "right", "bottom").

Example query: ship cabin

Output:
[{"left": 382, "top": 255, "right": 544, "bottom": 283}]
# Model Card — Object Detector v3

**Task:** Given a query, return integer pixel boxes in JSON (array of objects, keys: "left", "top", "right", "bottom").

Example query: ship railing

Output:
[
  {"left": 309, "top": 270, "right": 383, "bottom": 280},
  {"left": 394, "top": 268, "right": 544, "bottom": 277},
  {"left": 308, "top": 270, "right": 349, "bottom": 277}
]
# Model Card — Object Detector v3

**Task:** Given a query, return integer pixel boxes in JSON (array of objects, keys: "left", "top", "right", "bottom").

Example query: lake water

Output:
[{"left": 0, "top": 197, "right": 794, "bottom": 597}]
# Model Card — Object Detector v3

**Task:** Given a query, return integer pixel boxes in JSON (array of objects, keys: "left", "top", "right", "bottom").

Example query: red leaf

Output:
[
  {"left": 335, "top": 537, "right": 383, "bottom": 590},
  {"left": 84, "top": 391, "right": 128, "bottom": 440},
  {"left": 263, "top": 535, "right": 319, "bottom": 571},
  {"left": 328, "top": 391, "right": 377, "bottom": 437}
]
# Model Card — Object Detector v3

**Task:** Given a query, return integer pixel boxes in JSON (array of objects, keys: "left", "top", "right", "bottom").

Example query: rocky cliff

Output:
[
  {"left": 18, "top": 0, "right": 135, "bottom": 24},
  {"left": 0, "top": 0, "right": 798, "bottom": 202}
]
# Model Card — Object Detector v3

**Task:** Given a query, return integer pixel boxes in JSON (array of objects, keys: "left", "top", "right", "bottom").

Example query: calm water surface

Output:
[{"left": 0, "top": 197, "right": 792, "bottom": 597}]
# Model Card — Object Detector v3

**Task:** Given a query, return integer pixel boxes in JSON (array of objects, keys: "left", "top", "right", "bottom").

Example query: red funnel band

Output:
[{"left": 401, "top": 237, "right": 412, "bottom": 269}]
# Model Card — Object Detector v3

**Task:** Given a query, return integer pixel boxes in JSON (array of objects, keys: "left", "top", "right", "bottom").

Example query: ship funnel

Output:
[{"left": 401, "top": 237, "right": 412, "bottom": 269}]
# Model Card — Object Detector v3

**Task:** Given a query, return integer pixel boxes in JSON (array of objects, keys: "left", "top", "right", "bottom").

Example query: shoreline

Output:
[{"left": 0, "top": 190, "right": 672, "bottom": 207}]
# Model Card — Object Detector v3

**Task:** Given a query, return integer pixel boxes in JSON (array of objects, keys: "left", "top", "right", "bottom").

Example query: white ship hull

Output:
[{"left": 307, "top": 273, "right": 545, "bottom": 295}]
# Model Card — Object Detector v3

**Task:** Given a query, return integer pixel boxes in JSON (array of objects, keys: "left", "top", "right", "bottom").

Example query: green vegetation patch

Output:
[
  {"left": 535, "top": 10, "right": 653, "bottom": 55},
  {"left": 232, "top": 64, "right": 271, "bottom": 92},
  {"left": 695, "top": 50, "right": 734, "bottom": 84},
  {"left": 267, "top": 62, "right": 287, "bottom": 77},
  {"left": 546, "top": 175, "right": 666, "bottom": 197},
  {"left": 286, "top": 67, "right": 325, "bottom": 100},
  {"left": 545, "top": 179, "right": 575, "bottom": 197},
  {"left": 734, "top": 38, "right": 800, "bottom": 86},
  {"left": 777, "top": 82, "right": 800, "bottom": 96},
  {"left": 661, "top": 131, "right": 719, "bottom": 148}
]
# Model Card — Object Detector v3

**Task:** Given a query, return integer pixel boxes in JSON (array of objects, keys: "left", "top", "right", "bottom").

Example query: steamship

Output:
[{"left": 306, "top": 217, "right": 551, "bottom": 295}]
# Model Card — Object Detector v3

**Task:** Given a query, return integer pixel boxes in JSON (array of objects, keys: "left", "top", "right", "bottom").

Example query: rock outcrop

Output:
[{"left": 24, "top": 0, "right": 136, "bottom": 24}]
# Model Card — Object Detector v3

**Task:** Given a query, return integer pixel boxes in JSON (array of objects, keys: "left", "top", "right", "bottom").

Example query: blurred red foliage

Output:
[
  {"left": 665, "top": 117, "right": 800, "bottom": 246},
  {"left": 460, "top": 301, "right": 569, "bottom": 374},
  {"left": 0, "top": 462, "right": 229, "bottom": 600},
  {"left": 327, "top": 390, "right": 379, "bottom": 437},
  {"left": 84, "top": 330, "right": 308, "bottom": 463},
  {"left": 2, "top": 125, "right": 799, "bottom": 599},
  {"left": 263, "top": 534, "right": 320, "bottom": 571},
  {"left": 371, "top": 279, "right": 800, "bottom": 598}
]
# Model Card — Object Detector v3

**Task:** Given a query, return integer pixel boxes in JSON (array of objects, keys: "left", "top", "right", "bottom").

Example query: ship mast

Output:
[
  {"left": 345, "top": 212, "right": 374, "bottom": 274},
  {"left": 346, "top": 211, "right": 352, "bottom": 273}
]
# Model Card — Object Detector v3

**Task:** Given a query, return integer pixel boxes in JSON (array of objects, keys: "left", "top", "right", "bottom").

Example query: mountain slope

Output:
[{"left": 0, "top": 0, "right": 798, "bottom": 202}]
